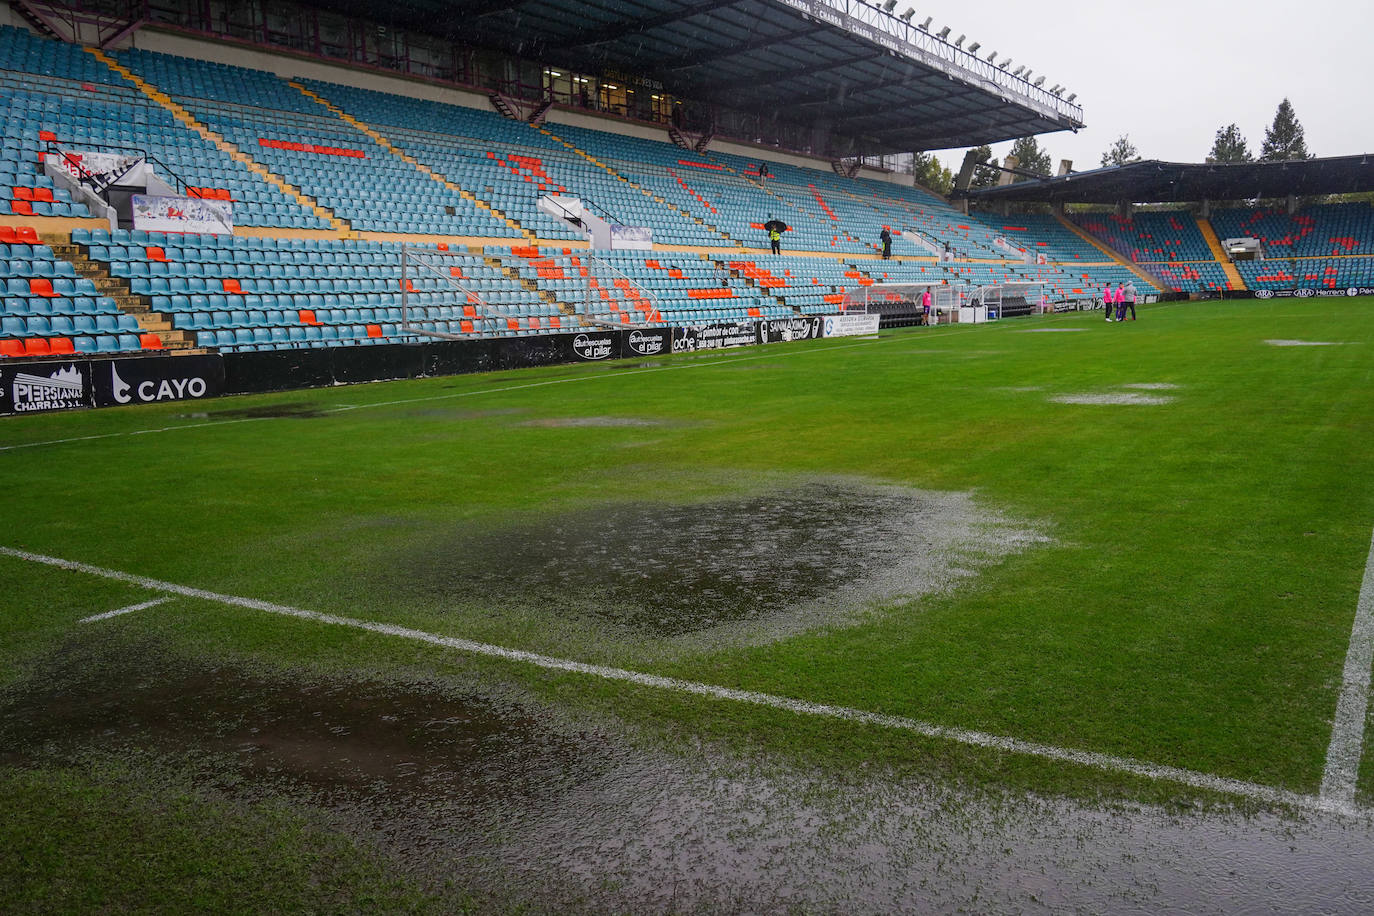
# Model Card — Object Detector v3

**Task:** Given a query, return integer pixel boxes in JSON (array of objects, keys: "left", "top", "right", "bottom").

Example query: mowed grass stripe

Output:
[{"left": 0, "top": 545, "right": 1337, "bottom": 813}]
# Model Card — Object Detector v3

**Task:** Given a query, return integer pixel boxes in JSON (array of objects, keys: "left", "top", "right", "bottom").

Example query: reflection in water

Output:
[{"left": 3, "top": 639, "right": 1372, "bottom": 914}]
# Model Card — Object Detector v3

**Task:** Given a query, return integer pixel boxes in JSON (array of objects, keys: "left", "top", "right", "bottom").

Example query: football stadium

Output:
[{"left": 2, "top": 0, "right": 1374, "bottom": 911}]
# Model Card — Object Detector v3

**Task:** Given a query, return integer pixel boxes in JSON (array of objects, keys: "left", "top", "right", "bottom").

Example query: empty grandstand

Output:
[{"left": 0, "top": 2, "right": 1370, "bottom": 395}]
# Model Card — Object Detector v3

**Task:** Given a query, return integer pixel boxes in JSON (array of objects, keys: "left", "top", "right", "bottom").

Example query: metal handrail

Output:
[
  {"left": 42, "top": 139, "right": 193, "bottom": 198},
  {"left": 581, "top": 251, "right": 662, "bottom": 328}
]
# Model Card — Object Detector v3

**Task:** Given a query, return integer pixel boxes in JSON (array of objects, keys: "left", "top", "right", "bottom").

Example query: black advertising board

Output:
[
  {"left": 0, "top": 360, "right": 90, "bottom": 415},
  {"left": 763, "top": 316, "right": 824, "bottom": 343},
  {"left": 90, "top": 354, "right": 224, "bottom": 408},
  {"left": 567, "top": 329, "right": 619, "bottom": 362},
  {"left": 672, "top": 321, "right": 761, "bottom": 353},
  {"left": 623, "top": 327, "right": 672, "bottom": 358}
]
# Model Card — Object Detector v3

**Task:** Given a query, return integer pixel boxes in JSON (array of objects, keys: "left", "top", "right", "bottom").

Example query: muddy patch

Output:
[
  {"left": 179, "top": 402, "right": 329, "bottom": 420},
  {"left": 518, "top": 416, "right": 672, "bottom": 428},
  {"left": 382, "top": 479, "right": 1046, "bottom": 644},
  {"left": 6, "top": 639, "right": 1374, "bottom": 914},
  {"left": 0, "top": 638, "right": 600, "bottom": 807},
  {"left": 401, "top": 407, "right": 527, "bottom": 420},
  {"left": 1051, "top": 392, "right": 1175, "bottom": 406},
  {"left": 1264, "top": 339, "right": 1350, "bottom": 347}
]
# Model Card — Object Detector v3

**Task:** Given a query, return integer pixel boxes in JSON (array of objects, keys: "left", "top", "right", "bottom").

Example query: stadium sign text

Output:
[
  {"left": 93, "top": 356, "right": 224, "bottom": 408},
  {"left": 1, "top": 362, "right": 89, "bottom": 414},
  {"left": 1254, "top": 287, "right": 1373, "bottom": 299}
]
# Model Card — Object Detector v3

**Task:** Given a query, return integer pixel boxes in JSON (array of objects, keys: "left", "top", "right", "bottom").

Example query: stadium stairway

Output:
[
  {"left": 485, "top": 248, "right": 582, "bottom": 324},
  {"left": 48, "top": 235, "right": 198, "bottom": 350},
  {"left": 532, "top": 124, "right": 745, "bottom": 251},
  {"left": 1195, "top": 216, "right": 1246, "bottom": 290},
  {"left": 1053, "top": 211, "right": 1162, "bottom": 289},
  {"left": 289, "top": 81, "right": 538, "bottom": 245},
  {"left": 84, "top": 48, "right": 349, "bottom": 234}
]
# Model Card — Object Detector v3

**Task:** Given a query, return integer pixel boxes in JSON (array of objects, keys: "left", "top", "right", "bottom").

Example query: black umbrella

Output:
[{"left": 762, "top": 218, "right": 788, "bottom": 233}]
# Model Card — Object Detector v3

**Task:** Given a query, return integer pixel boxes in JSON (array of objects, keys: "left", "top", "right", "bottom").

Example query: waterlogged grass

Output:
[
  {"left": 0, "top": 765, "right": 456, "bottom": 914},
  {"left": 2, "top": 300, "right": 1373, "bottom": 905}
]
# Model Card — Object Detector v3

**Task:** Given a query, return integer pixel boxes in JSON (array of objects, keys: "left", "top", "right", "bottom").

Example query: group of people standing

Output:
[{"left": 1102, "top": 282, "right": 1138, "bottom": 322}]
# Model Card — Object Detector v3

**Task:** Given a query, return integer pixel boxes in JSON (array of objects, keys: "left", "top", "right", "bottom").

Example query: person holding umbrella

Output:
[{"left": 763, "top": 216, "right": 787, "bottom": 255}]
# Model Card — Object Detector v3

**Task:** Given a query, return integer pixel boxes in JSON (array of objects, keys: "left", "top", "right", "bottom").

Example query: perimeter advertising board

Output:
[
  {"left": 672, "top": 320, "right": 760, "bottom": 353},
  {"left": 90, "top": 355, "right": 224, "bottom": 408},
  {"left": 1253, "top": 287, "right": 1374, "bottom": 299},
  {"left": 821, "top": 313, "right": 881, "bottom": 337},
  {"left": 0, "top": 361, "right": 89, "bottom": 415}
]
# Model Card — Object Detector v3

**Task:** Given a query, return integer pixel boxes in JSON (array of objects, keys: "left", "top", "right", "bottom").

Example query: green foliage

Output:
[
  {"left": 1207, "top": 123, "right": 1253, "bottom": 163},
  {"left": 1261, "top": 98, "right": 1312, "bottom": 161},
  {"left": 911, "top": 151, "right": 955, "bottom": 196},
  {"left": 1007, "top": 136, "right": 1053, "bottom": 181},
  {"left": 967, "top": 144, "right": 1000, "bottom": 190},
  {"left": 1100, "top": 134, "right": 1141, "bottom": 167}
]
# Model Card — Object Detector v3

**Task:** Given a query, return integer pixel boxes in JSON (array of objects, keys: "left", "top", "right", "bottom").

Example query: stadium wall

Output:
[{"left": 0, "top": 4, "right": 14, "bottom": 28}]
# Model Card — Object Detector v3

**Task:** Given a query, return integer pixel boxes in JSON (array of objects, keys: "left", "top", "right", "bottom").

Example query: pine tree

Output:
[
  {"left": 1207, "top": 123, "right": 1252, "bottom": 163},
  {"left": 968, "top": 145, "right": 1000, "bottom": 190},
  {"left": 1260, "top": 99, "right": 1311, "bottom": 161},
  {"left": 1100, "top": 134, "right": 1140, "bottom": 167},
  {"left": 1006, "top": 136, "right": 1052, "bottom": 182}
]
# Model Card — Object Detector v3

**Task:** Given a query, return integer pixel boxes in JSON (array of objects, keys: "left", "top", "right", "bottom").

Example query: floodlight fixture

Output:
[
  {"left": 986, "top": 49, "right": 997, "bottom": 61},
  {"left": 882, "top": 0, "right": 897, "bottom": 11},
  {"left": 1033, "top": 76, "right": 1045, "bottom": 87},
  {"left": 936, "top": 25, "right": 951, "bottom": 39},
  {"left": 1066, "top": 93, "right": 1077, "bottom": 102},
  {"left": 900, "top": 8, "right": 915, "bottom": 20},
  {"left": 953, "top": 34, "right": 965, "bottom": 47},
  {"left": 1012, "top": 65, "right": 1025, "bottom": 77},
  {"left": 919, "top": 16, "right": 933, "bottom": 29},
  {"left": 999, "top": 58, "right": 1011, "bottom": 70},
  {"left": 967, "top": 41, "right": 980, "bottom": 53}
]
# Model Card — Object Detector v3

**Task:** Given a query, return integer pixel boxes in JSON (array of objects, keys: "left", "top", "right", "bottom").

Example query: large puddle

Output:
[
  {"left": 383, "top": 479, "right": 1046, "bottom": 642},
  {"left": 3, "top": 638, "right": 1374, "bottom": 914}
]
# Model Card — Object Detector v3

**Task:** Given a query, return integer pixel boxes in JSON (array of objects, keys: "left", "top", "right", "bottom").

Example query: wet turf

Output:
[{"left": 382, "top": 479, "right": 1043, "bottom": 638}]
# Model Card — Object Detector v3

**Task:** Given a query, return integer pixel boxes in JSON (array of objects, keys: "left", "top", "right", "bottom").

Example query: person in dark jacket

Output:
[{"left": 880, "top": 228, "right": 892, "bottom": 259}]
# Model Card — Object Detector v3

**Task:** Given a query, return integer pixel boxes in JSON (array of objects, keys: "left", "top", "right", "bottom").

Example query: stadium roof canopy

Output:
[
  {"left": 314, "top": 0, "right": 1085, "bottom": 155},
  {"left": 963, "top": 155, "right": 1374, "bottom": 204}
]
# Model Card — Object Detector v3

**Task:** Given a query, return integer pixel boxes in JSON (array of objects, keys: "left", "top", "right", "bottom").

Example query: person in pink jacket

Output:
[{"left": 1103, "top": 284, "right": 1116, "bottom": 321}]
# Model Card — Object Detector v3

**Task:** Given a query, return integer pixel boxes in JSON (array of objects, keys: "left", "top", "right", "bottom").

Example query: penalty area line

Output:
[
  {"left": 1321, "top": 526, "right": 1374, "bottom": 808},
  {"left": 79, "top": 595, "right": 173, "bottom": 623},
  {"left": 0, "top": 543, "right": 1342, "bottom": 816}
]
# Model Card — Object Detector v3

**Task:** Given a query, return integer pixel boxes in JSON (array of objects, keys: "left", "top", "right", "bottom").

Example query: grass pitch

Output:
[{"left": 2, "top": 299, "right": 1373, "bottom": 910}]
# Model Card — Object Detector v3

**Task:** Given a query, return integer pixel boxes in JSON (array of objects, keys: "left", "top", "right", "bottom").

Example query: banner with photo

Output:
[
  {"left": 610, "top": 225, "right": 653, "bottom": 250},
  {"left": 46, "top": 150, "right": 148, "bottom": 188},
  {"left": 132, "top": 194, "right": 234, "bottom": 235}
]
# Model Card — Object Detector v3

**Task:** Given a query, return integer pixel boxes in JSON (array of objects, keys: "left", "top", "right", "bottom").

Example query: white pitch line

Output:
[
  {"left": 1321, "top": 527, "right": 1374, "bottom": 807},
  {"left": 0, "top": 544, "right": 1343, "bottom": 815},
  {"left": 78, "top": 595, "right": 173, "bottom": 624}
]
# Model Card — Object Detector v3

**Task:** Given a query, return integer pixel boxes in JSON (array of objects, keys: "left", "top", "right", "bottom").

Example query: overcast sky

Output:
[{"left": 924, "top": 0, "right": 1374, "bottom": 174}]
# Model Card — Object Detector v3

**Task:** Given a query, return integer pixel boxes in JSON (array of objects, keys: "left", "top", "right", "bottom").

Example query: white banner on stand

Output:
[
  {"left": 132, "top": 194, "right": 234, "bottom": 235},
  {"left": 821, "top": 313, "right": 881, "bottom": 338}
]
